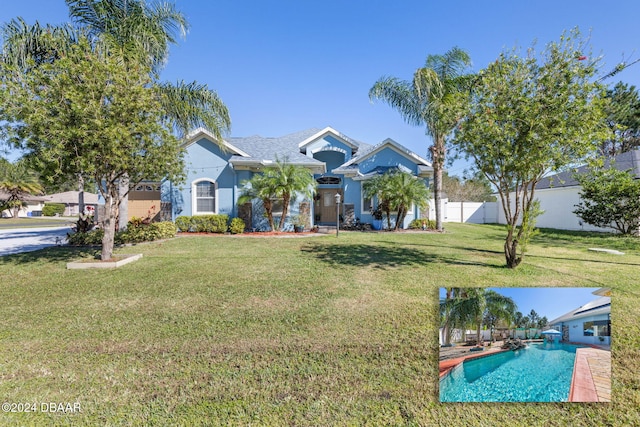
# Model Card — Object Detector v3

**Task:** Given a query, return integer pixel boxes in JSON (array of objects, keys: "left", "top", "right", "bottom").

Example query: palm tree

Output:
[
  {"left": 440, "top": 288, "right": 516, "bottom": 346},
  {"left": 528, "top": 309, "right": 540, "bottom": 329},
  {"left": 454, "top": 288, "right": 516, "bottom": 346},
  {"left": 440, "top": 287, "right": 466, "bottom": 346},
  {"left": 369, "top": 47, "right": 472, "bottom": 232},
  {"left": 239, "top": 159, "right": 316, "bottom": 231},
  {"left": 362, "top": 173, "right": 395, "bottom": 230},
  {"left": 363, "top": 171, "right": 430, "bottom": 230},
  {"left": 0, "top": 160, "right": 43, "bottom": 218},
  {"left": 387, "top": 172, "right": 430, "bottom": 230},
  {"left": 537, "top": 316, "right": 548, "bottom": 330},
  {"left": 1, "top": 0, "right": 230, "bottom": 225},
  {"left": 238, "top": 173, "right": 279, "bottom": 231}
]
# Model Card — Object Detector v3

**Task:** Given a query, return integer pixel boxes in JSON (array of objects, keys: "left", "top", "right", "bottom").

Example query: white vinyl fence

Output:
[{"left": 444, "top": 201, "right": 499, "bottom": 224}]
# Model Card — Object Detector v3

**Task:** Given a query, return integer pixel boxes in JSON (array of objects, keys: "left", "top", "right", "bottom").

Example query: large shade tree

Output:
[
  {"left": 370, "top": 47, "right": 472, "bottom": 232},
  {"left": 1, "top": 38, "right": 185, "bottom": 260},
  {"left": 600, "top": 82, "right": 640, "bottom": 157},
  {"left": 454, "top": 29, "right": 611, "bottom": 268},
  {"left": 1, "top": 0, "right": 230, "bottom": 225}
]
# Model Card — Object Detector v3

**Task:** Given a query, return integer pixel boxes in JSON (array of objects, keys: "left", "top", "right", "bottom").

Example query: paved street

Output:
[{"left": 0, "top": 226, "right": 72, "bottom": 256}]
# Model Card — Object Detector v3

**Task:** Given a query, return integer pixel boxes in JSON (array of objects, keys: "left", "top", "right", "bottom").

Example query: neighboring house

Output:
[
  {"left": 170, "top": 127, "right": 434, "bottom": 230},
  {"left": 44, "top": 191, "right": 99, "bottom": 217},
  {"left": 495, "top": 149, "right": 640, "bottom": 232},
  {"left": 0, "top": 190, "right": 47, "bottom": 218},
  {"left": 549, "top": 288, "right": 611, "bottom": 346}
]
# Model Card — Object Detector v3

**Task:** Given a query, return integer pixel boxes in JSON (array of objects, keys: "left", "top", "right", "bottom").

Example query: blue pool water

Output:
[{"left": 440, "top": 342, "right": 583, "bottom": 402}]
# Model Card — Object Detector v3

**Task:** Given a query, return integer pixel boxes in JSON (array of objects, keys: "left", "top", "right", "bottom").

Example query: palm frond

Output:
[
  {"left": 369, "top": 76, "right": 423, "bottom": 126},
  {"left": 66, "top": 0, "right": 188, "bottom": 71},
  {"left": 155, "top": 80, "right": 231, "bottom": 139},
  {"left": 0, "top": 18, "right": 78, "bottom": 70},
  {"left": 425, "top": 46, "right": 472, "bottom": 80}
]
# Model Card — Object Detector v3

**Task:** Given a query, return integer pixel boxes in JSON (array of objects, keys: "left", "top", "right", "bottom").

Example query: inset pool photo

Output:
[{"left": 438, "top": 287, "right": 611, "bottom": 402}]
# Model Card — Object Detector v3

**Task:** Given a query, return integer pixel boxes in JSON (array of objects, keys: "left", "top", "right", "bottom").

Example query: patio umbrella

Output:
[{"left": 541, "top": 329, "right": 561, "bottom": 335}]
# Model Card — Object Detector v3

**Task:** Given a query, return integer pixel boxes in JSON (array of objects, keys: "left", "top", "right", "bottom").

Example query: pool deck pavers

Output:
[
  {"left": 439, "top": 343, "right": 611, "bottom": 402},
  {"left": 569, "top": 347, "right": 611, "bottom": 402}
]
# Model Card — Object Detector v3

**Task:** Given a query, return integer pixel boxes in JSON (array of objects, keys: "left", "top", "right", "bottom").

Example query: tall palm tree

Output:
[
  {"left": 1, "top": 0, "right": 230, "bottom": 224},
  {"left": 0, "top": 160, "right": 43, "bottom": 218},
  {"left": 369, "top": 47, "right": 472, "bottom": 232},
  {"left": 528, "top": 309, "right": 540, "bottom": 329},
  {"left": 440, "top": 287, "right": 465, "bottom": 346},
  {"left": 444, "top": 288, "right": 515, "bottom": 346}
]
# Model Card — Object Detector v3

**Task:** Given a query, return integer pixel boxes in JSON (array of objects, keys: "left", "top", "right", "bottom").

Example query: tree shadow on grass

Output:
[
  {"left": 300, "top": 241, "right": 504, "bottom": 270},
  {"left": 531, "top": 228, "right": 640, "bottom": 252},
  {"left": 0, "top": 246, "right": 100, "bottom": 265}
]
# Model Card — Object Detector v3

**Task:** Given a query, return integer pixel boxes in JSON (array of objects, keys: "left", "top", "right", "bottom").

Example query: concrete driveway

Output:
[{"left": 0, "top": 226, "right": 72, "bottom": 256}]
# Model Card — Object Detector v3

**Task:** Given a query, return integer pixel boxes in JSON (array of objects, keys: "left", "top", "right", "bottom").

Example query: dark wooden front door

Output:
[{"left": 315, "top": 189, "right": 342, "bottom": 223}]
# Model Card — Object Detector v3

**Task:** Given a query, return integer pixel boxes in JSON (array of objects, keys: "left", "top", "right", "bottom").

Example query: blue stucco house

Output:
[
  {"left": 168, "top": 126, "right": 433, "bottom": 230},
  {"left": 549, "top": 288, "right": 611, "bottom": 347}
]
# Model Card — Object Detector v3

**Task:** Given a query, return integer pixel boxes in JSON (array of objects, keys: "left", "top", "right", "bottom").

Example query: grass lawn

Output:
[{"left": 1, "top": 223, "right": 638, "bottom": 425}]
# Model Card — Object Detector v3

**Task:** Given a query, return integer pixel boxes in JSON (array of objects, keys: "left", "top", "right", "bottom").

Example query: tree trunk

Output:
[
  {"left": 504, "top": 232, "right": 522, "bottom": 268},
  {"left": 431, "top": 137, "right": 445, "bottom": 232},
  {"left": 279, "top": 195, "right": 290, "bottom": 231},
  {"left": 118, "top": 175, "right": 129, "bottom": 231},
  {"left": 263, "top": 198, "right": 274, "bottom": 231},
  {"left": 395, "top": 205, "right": 406, "bottom": 230},
  {"left": 101, "top": 192, "right": 118, "bottom": 261},
  {"left": 78, "top": 174, "right": 85, "bottom": 216}
]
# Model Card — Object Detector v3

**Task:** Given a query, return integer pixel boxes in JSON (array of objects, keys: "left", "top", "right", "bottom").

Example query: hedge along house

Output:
[{"left": 170, "top": 126, "right": 434, "bottom": 230}]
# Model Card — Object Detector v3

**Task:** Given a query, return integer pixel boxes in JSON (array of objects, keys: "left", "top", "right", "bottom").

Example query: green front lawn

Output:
[{"left": 1, "top": 223, "right": 638, "bottom": 425}]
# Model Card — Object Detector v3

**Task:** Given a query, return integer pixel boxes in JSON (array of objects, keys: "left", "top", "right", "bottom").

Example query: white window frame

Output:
[
  {"left": 192, "top": 178, "right": 217, "bottom": 215},
  {"left": 361, "top": 182, "right": 373, "bottom": 214}
]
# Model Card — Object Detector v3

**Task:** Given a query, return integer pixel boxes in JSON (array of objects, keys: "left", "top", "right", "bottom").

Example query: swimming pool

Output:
[{"left": 440, "top": 342, "right": 583, "bottom": 402}]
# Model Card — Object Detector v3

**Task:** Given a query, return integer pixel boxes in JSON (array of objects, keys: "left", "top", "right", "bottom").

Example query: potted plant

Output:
[
  {"left": 371, "top": 205, "right": 383, "bottom": 230},
  {"left": 292, "top": 215, "right": 306, "bottom": 233}
]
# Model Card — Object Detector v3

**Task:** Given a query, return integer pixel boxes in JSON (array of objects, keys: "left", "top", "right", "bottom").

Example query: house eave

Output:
[
  {"left": 298, "top": 126, "right": 360, "bottom": 151},
  {"left": 230, "top": 158, "right": 326, "bottom": 173},
  {"left": 183, "top": 127, "right": 251, "bottom": 157}
]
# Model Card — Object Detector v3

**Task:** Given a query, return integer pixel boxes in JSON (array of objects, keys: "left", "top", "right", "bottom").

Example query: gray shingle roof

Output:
[
  {"left": 226, "top": 128, "right": 373, "bottom": 166},
  {"left": 536, "top": 149, "right": 640, "bottom": 190},
  {"left": 228, "top": 129, "right": 324, "bottom": 164}
]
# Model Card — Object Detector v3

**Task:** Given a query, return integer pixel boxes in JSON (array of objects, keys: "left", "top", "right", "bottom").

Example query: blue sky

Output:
[
  {"left": 2, "top": 1, "right": 640, "bottom": 176},
  {"left": 438, "top": 287, "right": 603, "bottom": 322}
]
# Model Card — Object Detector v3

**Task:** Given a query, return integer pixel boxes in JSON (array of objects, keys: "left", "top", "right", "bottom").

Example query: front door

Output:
[{"left": 316, "top": 189, "right": 342, "bottom": 224}]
